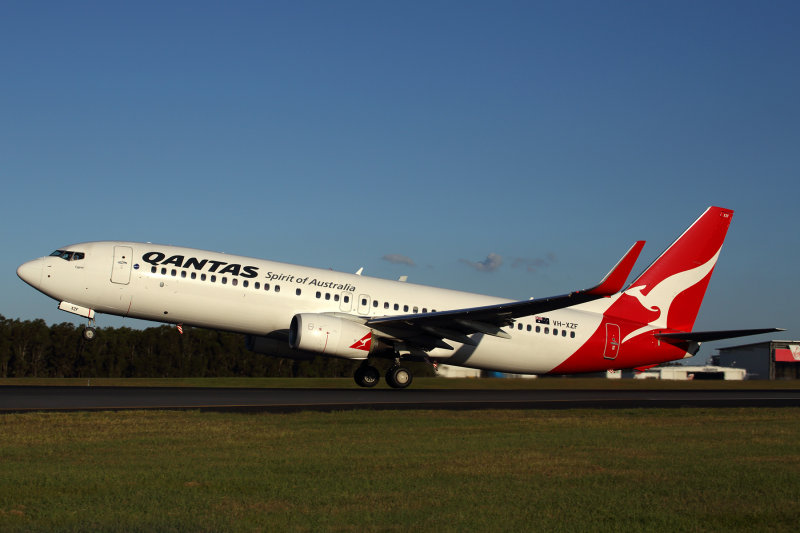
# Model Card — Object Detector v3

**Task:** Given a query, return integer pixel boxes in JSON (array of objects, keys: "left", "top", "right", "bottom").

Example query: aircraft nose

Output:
[{"left": 17, "top": 258, "right": 42, "bottom": 287}]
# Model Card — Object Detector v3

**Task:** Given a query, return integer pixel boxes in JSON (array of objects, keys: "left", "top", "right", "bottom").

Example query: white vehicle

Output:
[{"left": 17, "top": 207, "right": 777, "bottom": 388}]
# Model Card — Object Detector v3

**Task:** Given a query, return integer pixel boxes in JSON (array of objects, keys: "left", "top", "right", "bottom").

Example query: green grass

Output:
[
  {"left": 2, "top": 376, "right": 799, "bottom": 389},
  {"left": 1, "top": 408, "right": 799, "bottom": 532}
]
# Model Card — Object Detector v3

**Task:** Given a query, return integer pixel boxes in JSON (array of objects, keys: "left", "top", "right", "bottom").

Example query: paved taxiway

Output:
[{"left": 1, "top": 386, "right": 799, "bottom": 413}]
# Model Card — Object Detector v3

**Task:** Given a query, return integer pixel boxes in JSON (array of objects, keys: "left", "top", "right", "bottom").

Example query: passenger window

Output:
[
  {"left": 151, "top": 266, "right": 157, "bottom": 274},
  {"left": 413, "top": 307, "right": 418, "bottom": 313},
  {"left": 242, "top": 280, "right": 248, "bottom": 288},
  {"left": 373, "top": 300, "right": 378, "bottom": 308},
  {"left": 181, "top": 271, "right": 186, "bottom": 278},
  {"left": 222, "top": 277, "right": 227, "bottom": 285},
  {"left": 553, "top": 329, "right": 558, "bottom": 336},
  {"left": 361, "top": 298, "right": 367, "bottom": 307},
  {"left": 570, "top": 331, "right": 575, "bottom": 338},
  {"left": 161, "top": 268, "right": 167, "bottom": 275},
  {"left": 211, "top": 275, "right": 216, "bottom": 283},
  {"left": 527, "top": 325, "right": 532, "bottom": 332},
  {"left": 562, "top": 330, "right": 566, "bottom": 337},
  {"left": 232, "top": 279, "right": 238, "bottom": 287},
  {"left": 325, "top": 293, "right": 331, "bottom": 300},
  {"left": 316, "top": 292, "right": 321, "bottom": 298},
  {"left": 517, "top": 323, "right": 523, "bottom": 330},
  {"left": 394, "top": 304, "right": 399, "bottom": 311},
  {"left": 275, "top": 285, "right": 280, "bottom": 293},
  {"left": 201, "top": 274, "right": 207, "bottom": 281},
  {"left": 264, "top": 283, "right": 270, "bottom": 291},
  {"left": 334, "top": 294, "right": 339, "bottom": 302},
  {"left": 403, "top": 305, "right": 409, "bottom": 312},
  {"left": 254, "top": 282, "right": 260, "bottom": 289},
  {"left": 544, "top": 327, "right": 549, "bottom": 334},
  {"left": 344, "top": 295, "right": 350, "bottom": 303},
  {"left": 422, "top": 308, "right": 427, "bottom": 313},
  {"left": 384, "top": 302, "right": 389, "bottom": 309},
  {"left": 296, "top": 288, "right": 301, "bottom": 296}
]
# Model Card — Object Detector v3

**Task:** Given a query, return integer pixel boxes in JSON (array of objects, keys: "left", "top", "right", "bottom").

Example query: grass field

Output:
[{"left": 1, "top": 407, "right": 799, "bottom": 532}]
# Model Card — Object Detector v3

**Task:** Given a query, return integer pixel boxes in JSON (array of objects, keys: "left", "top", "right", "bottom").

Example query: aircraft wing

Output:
[{"left": 365, "top": 241, "right": 645, "bottom": 350}]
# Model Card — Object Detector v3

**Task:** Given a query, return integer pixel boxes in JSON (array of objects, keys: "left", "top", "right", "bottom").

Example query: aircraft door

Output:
[
  {"left": 111, "top": 246, "right": 133, "bottom": 285},
  {"left": 339, "top": 292, "right": 352, "bottom": 312},
  {"left": 603, "top": 323, "right": 621, "bottom": 360}
]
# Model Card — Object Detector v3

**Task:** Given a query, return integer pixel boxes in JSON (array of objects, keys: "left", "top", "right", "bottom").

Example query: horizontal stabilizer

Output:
[{"left": 655, "top": 328, "right": 783, "bottom": 343}]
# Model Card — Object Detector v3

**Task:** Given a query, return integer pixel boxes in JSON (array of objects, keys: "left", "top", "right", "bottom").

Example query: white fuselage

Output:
[{"left": 19, "top": 241, "right": 611, "bottom": 374}]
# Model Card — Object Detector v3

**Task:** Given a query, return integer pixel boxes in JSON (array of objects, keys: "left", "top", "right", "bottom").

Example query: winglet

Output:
[{"left": 585, "top": 240, "right": 646, "bottom": 296}]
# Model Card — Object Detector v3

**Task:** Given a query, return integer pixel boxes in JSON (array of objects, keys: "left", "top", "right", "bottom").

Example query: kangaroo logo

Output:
[
  {"left": 350, "top": 333, "right": 372, "bottom": 351},
  {"left": 621, "top": 247, "right": 722, "bottom": 343}
]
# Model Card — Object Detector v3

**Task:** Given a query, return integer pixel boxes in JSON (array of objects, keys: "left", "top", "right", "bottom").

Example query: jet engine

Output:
[
  {"left": 245, "top": 335, "right": 317, "bottom": 360},
  {"left": 289, "top": 313, "right": 385, "bottom": 359}
]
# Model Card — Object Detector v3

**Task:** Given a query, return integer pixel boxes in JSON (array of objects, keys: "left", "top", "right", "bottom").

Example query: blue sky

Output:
[{"left": 2, "top": 1, "right": 798, "bottom": 363}]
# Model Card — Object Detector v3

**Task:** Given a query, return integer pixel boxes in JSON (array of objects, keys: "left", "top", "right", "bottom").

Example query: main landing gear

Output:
[
  {"left": 354, "top": 362, "right": 413, "bottom": 389},
  {"left": 354, "top": 364, "right": 380, "bottom": 388},
  {"left": 385, "top": 365, "right": 412, "bottom": 389}
]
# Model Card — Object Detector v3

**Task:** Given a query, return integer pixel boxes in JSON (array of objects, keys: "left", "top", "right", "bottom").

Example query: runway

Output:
[{"left": 2, "top": 386, "right": 800, "bottom": 413}]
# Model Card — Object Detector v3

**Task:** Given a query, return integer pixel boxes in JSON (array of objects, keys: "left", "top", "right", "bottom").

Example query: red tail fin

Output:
[{"left": 623, "top": 206, "right": 733, "bottom": 332}]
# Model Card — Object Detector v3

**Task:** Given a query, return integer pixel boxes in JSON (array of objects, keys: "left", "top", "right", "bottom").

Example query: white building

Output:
[
  {"left": 633, "top": 365, "right": 746, "bottom": 380},
  {"left": 435, "top": 364, "right": 482, "bottom": 378}
]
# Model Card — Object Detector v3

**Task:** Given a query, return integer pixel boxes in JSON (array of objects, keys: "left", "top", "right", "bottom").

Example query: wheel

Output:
[
  {"left": 385, "top": 366, "right": 413, "bottom": 389},
  {"left": 354, "top": 365, "right": 380, "bottom": 388},
  {"left": 83, "top": 327, "right": 96, "bottom": 341}
]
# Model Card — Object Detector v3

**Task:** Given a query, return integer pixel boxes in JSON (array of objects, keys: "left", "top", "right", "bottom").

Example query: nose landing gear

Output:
[
  {"left": 82, "top": 317, "right": 97, "bottom": 341},
  {"left": 82, "top": 326, "right": 97, "bottom": 341},
  {"left": 57, "top": 301, "right": 98, "bottom": 341}
]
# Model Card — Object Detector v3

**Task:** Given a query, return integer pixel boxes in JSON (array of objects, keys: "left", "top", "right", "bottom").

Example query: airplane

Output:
[{"left": 16, "top": 206, "right": 779, "bottom": 388}]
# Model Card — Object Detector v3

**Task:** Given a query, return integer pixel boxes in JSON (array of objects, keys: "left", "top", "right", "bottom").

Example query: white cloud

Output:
[
  {"left": 460, "top": 253, "right": 503, "bottom": 272},
  {"left": 382, "top": 254, "right": 416, "bottom": 267},
  {"left": 512, "top": 252, "right": 557, "bottom": 272}
]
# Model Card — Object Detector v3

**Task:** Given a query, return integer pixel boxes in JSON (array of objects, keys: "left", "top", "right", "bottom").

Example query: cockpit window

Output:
[{"left": 50, "top": 250, "right": 85, "bottom": 261}]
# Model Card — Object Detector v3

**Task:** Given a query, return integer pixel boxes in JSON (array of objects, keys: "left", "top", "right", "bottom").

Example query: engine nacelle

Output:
[
  {"left": 245, "top": 335, "right": 316, "bottom": 361},
  {"left": 289, "top": 313, "right": 381, "bottom": 360}
]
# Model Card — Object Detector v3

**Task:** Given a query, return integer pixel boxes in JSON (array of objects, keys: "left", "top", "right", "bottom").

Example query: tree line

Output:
[{"left": 0, "top": 315, "right": 433, "bottom": 379}]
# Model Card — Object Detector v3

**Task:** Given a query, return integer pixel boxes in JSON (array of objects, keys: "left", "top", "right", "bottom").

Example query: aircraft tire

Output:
[
  {"left": 83, "top": 327, "right": 96, "bottom": 341},
  {"left": 386, "top": 366, "right": 412, "bottom": 389},
  {"left": 354, "top": 365, "right": 380, "bottom": 388}
]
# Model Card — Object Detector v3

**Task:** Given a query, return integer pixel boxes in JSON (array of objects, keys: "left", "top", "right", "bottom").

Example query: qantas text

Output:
[
  {"left": 141, "top": 252, "right": 357, "bottom": 291},
  {"left": 142, "top": 252, "right": 259, "bottom": 278}
]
